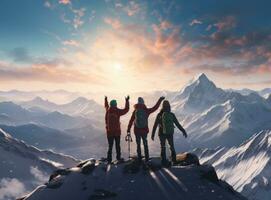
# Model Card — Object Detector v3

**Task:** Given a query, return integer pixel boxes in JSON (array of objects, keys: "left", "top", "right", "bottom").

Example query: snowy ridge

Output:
[
  {"left": 194, "top": 130, "right": 271, "bottom": 200},
  {"left": 0, "top": 128, "right": 79, "bottom": 167}
]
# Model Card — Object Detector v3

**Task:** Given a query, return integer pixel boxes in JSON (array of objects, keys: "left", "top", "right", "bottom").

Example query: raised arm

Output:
[
  {"left": 173, "top": 114, "right": 187, "bottom": 137},
  {"left": 104, "top": 96, "right": 109, "bottom": 110},
  {"left": 118, "top": 96, "right": 130, "bottom": 116},
  {"left": 151, "top": 113, "right": 160, "bottom": 140},
  {"left": 127, "top": 111, "right": 135, "bottom": 133},
  {"left": 148, "top": 96, "right": 165, "bottom": 114}
]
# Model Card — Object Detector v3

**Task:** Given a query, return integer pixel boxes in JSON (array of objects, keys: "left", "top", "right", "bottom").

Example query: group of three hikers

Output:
[{"left": 104, "top": 96, "right": 187, "bottom": 166}]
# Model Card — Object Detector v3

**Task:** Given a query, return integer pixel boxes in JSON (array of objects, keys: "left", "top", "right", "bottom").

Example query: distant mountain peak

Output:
[
  {"left": 70, "top": 97, "right": 88, "bottom": 103},
  {"left": 33, "top": 96, "right": 47, "bottom": 102},
  {"left": 179, "top": 73, "right": 218, "bottom": 97},
  {"left": 197, "top": 73, "right": 208, "bottom": 80},
  {"left": 193, "top": 73, "right": 214, "bottom": 85}
]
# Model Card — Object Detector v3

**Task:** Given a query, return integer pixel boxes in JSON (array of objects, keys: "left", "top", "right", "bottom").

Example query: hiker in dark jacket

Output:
[
  {"left": 105, "top": 96, "right": 130, "bottom": 163},
  {"left": 151, "top": 100, "right": 187, "bottom": 165},
  {"left": 127, "top": 96, "right": 165, "bottom": 161}
]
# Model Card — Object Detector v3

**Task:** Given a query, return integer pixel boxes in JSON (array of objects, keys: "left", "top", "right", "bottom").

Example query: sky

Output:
[{"left": 0, "top": 0, "right": 270, "bottom": 93}]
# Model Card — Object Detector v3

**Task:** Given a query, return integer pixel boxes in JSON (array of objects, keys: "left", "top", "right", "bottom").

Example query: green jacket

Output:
[{"left": 152, "top": 111, "right": 186, "bottom": 138}]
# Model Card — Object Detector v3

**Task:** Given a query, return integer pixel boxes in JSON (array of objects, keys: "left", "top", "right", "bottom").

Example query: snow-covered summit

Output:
[{"left": 19, "top": 154, "right": 246, "bottom": 200}]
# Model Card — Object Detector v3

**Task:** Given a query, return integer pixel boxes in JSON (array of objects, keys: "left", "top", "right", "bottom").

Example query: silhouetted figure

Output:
[
  {"left": 105, "top": 96, "right": 130, "bottom": 163},
  {"left": 127, "top": 96, "right": 165, "bottom": 162},
  {"left": 151, "top": 100, "right": 187, "bottom": 165}
]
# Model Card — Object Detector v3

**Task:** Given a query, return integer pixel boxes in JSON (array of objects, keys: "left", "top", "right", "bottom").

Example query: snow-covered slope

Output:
[
  {"left": 259, "top": 88, "right": 271, "bottom": 99},
  {"left": 20, "top": 156, "right": 246, "bottom": 200},
  {"left": 0, "top": 128, "right": 79, "bottom": 200},
  {"left": 171, "top": 73, "right": 271, "bottom": 148},
  {"left": 0, "top": 124, "right": 79, "bottom": 151},
  {"left": 194, "top": 130, "right": 271, "bottom": 200}
]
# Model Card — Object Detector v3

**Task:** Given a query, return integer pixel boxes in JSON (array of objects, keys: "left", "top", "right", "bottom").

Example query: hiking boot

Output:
[{"left": 161, "top": 160, "right": 171, "bottom": 168}]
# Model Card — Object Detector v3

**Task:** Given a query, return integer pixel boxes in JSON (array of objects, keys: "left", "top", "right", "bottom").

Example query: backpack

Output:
[
  {"left": 162, "top": 112, "right": 174, "bottom": 135},
  {"left": 135, "top": 108, "right": 148, "bottom": 128},
  {"left": 107, "top": 111, "right": 119, "bottom": 131}
]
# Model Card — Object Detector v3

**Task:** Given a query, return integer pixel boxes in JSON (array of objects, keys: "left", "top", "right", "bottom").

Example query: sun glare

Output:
[{"left": 113, "top": 63, "right": 122, "bottom": 70}]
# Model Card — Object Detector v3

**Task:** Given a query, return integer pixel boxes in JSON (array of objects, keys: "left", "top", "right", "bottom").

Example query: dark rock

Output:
[
  {"left": 81, "top": 159, "right": 96, "bottom": 175},
  {"left": 49, "top": 169, "right": 71, "bottom": 181},
  {"left": 77, "top": 159, "right": 92, "bottom": 168},
  {"left": 176, "top": 152, "right": 200, "bottom": 166},
  {"left": 89, "top": 189, "right": 117, "bottom": 200},
  {"left": 200, "top": 164, "right": 219, "bottom": 183},
  {"left": 46, "top": 174, "right": 65, "bottom": 189},
  {"left": 16, "top": 196, "right": 27, "bottom": 200}
]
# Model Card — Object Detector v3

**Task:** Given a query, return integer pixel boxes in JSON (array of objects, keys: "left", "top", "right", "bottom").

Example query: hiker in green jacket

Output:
[{"left": 151, "top": 100, "right": 187, "bottom": 165}]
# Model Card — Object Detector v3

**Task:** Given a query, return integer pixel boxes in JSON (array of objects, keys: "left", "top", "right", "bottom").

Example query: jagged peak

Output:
[
  {"left": 196, "top": 73, "right": 208, "bottom": 81},
  {"left": 179, "top": 73, "right": 218, "bottom": 97}
]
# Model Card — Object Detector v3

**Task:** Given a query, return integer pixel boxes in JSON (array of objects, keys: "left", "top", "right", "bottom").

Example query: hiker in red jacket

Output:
[
  {"left": 105, "top": 96, "right": 130, "bottom": 163},
  {"left": 127, "top": 96, "right": 165, "bottom": 162}
]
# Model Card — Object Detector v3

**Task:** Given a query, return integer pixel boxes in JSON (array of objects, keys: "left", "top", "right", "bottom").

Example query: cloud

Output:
[
  {"left": 214, "top": 16, "right": 236, "bottom": 32},
  {"left": 45, "top": 1, "right": 85, "bottom": 30},
  {"left": 44, "top": 1, "right": 53, "bottom": 9},
  {"left": 59, "top": 0, "right": 71, "bottom": 5},
  {"left": 0, "top": 62, "right": 105, "bottom": 84},
  {"left": 123, "top": 1, "right": 140, "bottom": 16},
  {"left": 0, "top": 178, "right": 27, "bottom": 200},
  {"left": 62, "top": 39, "right": 80, "bottom": 47},
  {"left": 30, "top": 166, "right": 48, "bottom": 185},
  {"left": 71, "top": 7, "right": 86, "bottom": 29},
  {"left": 104, "top": 17, "right": 122, "bottom": 29},
  {"left": 190, "top": 19, "right": 202, "bottom": 26}
]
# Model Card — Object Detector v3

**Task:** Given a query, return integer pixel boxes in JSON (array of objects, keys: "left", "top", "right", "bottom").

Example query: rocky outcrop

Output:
[{"left": 18, "top": 154, "right": 247, "bottom": 200}]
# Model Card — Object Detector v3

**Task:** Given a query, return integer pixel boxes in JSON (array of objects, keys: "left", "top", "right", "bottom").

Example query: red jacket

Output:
[
  {"left": 105, "top": 99, "right": 129, "bottom": 136},
  {"left": 127, "top": 99, "right": 163, "bottom": 135}
]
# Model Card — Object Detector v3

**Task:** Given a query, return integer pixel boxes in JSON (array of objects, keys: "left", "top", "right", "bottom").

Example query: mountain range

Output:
[
  {"left": 171, "top": 73, "right": 271, "bottom": 148},
  {"left": 194, "top": 130, "right": 271, "bottom": 200}
]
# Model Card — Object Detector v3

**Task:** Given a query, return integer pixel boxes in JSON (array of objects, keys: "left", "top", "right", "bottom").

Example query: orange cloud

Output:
[
  {"left": 59, "top": 0, "right": 71, "bottom": 5},
  {"left": 104, "top": 18, "right": 122, "bottom": 29},
  {"left": 62, "top": 40, "right": 80, "bottom": 47},
  {"left": 0, "top": 62, "right": 106, "bottom": 84}
]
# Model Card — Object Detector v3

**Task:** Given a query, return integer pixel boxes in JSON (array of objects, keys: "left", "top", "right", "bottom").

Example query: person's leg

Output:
[
  {"left": 107, "top": 136, "right": 114, "bottom": 162},
  {"left": 135, "top": 134, "right": 142, "bottom": 160},
  {"left": 159, "top": 135, "right": 167, "bottom": 163},
  {"left": 142, "top": 135, "right": 149, "bottom": 161},
  {"left": 167, "top": 134, "right": 176, "bottom": 163},
  {"left": 115, "top": 136, "right": 121, "bottom": 160}
]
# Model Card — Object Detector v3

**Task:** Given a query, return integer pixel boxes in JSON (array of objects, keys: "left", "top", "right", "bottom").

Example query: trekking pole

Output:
[{"left": 125, "top": 133, "right": 133, "bottom": 159}]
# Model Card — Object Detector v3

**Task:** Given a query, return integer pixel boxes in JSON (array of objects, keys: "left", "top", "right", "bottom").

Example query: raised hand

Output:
[
  {"left": 183, "top": 131, "right": 188, "bottom": 138},
  {"left": 159, "top": 96, "right": 165, "bottom": 101},
  {"left": 125, "top": 95, "right": 130, "bottom": 101}
]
